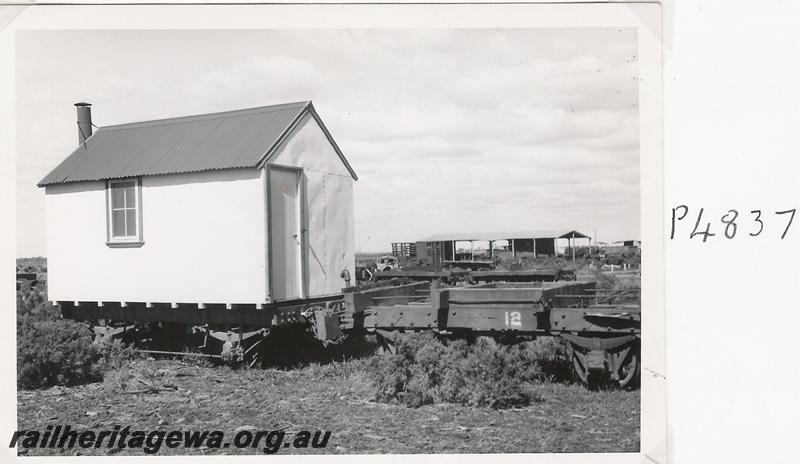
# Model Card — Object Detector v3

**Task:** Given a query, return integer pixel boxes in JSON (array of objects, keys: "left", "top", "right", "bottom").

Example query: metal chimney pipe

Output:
[{"left": 75, "top": 102, "right": 92, "bottom": 146}]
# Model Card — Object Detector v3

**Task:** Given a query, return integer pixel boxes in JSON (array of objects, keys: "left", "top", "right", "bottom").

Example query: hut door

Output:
[{"left": 269, "top": 166, "right": 305, "bottom": 300}]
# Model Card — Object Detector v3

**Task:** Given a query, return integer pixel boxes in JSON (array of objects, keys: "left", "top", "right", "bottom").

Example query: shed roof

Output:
[
  {"left": 419, "top": 230, "right": 591, "bottom": 242},
  {"left": 38, "top": 101, "right": 357, "bottom": 187}
]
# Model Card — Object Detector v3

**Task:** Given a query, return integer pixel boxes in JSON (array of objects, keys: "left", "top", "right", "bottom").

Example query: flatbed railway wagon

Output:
[
  {"left": 339, "top": 280, "right": 640, "bottom": 388},
  {"left": 61, "top": 279, "right": 641, "bottom": 389}
]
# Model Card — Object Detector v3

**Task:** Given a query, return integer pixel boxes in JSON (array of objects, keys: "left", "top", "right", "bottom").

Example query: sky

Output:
[{"left": 15, "top": 28, "right": 639, "bottom": 256}]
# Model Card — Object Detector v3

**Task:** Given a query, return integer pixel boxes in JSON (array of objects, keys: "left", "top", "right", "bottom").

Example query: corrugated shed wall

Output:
[{"left": 269, "top": 113, "right": 355, "bottom": 297}]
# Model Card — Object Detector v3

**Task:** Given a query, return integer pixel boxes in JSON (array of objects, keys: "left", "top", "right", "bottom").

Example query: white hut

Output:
[{"left": 38, "top": 101, "right": 357, "bottom": 306}]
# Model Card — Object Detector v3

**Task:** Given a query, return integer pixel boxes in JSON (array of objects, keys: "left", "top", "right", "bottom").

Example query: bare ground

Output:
[{"left": 17, "top": 357, "right": 639, "bottom": 456}]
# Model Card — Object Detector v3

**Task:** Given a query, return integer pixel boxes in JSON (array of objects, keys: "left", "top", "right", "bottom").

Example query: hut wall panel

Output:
[{"left": 45, "top": 168, "right": 267, "bottom": 304}]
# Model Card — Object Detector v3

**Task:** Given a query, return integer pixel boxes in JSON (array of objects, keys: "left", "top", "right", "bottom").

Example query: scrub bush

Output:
[
  {"left": 16, "top": 284, "right": 58, "bottom": 321},
  {"left": 528, "top": 336, "right": 573, "bottom": 382},
  {"left": 17, "top": 317, "right": 103, "bottom": 389},
  {"left": 368, "top": 333, "right": 558, "bottom": 409}
]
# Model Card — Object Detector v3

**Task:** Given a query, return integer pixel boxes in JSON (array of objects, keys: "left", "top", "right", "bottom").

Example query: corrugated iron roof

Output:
[
  {"left": 418, "top": 230, "right": 591, "bottom": 242},
  {"left": 38, "top": 101, "right": 357, "bottom": 186}
]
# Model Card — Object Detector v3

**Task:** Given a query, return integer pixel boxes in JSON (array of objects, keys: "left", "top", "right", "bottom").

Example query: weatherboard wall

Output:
[{"left": 44, "top": 168, "right": 267, "bottom": 304}]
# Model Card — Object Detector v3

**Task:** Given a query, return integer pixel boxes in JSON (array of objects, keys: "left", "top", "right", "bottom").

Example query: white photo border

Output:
[{"left": 0, "top": 2, "right": 665, "bottom": 463}]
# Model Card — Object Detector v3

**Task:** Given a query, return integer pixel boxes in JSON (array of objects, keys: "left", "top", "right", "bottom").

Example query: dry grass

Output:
[{"left": 18, "top": 356, "right": 639, "bottom": 455}]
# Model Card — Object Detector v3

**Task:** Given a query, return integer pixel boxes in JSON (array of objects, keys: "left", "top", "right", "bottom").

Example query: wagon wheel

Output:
[
  {"left": 375, "top": 332, "right": 396, "bottom": 355},
  {"left": 243, "top": 337, "right": 264, "bottom": 368},
  {"left": 241, "top": 332, "right": 270, "bottom": 368},
  {"left": 615, "top": 344, "right": 640, "bottom": 389},
  {"left": 568, "top": 343, "right": 611, "bottom": 390},
  {"left": 569, "top": 344, "right": 590, "bottom": 385}
]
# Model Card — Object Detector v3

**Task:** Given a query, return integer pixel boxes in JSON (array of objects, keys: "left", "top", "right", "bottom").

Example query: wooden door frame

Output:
[{"left": 265, "top": 163, "right": 307, "bottom": 302}]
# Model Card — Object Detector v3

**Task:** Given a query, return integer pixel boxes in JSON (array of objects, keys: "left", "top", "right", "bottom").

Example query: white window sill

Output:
[{"left": 106, "top": 241, "right": 145, "bottom": 248}]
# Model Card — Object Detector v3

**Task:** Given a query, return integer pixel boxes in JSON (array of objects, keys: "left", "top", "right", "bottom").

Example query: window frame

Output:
[{"left": 105, "top": 177, "right": 144, "bottom": 247}]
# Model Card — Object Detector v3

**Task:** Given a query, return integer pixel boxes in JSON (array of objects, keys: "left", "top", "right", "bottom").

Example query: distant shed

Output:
[
  {"left": 614, "top": 240, "right": 642, "bottom": 248},
  {"left": 39, "top": 101, "right": 357, "bottom": 305},
  {"left": 396, "top": 230, "right": 591, "bottom": 267}
]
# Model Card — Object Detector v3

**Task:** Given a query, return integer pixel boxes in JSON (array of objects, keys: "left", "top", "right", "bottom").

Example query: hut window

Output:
[{"left": 106, "top": 178, "right": 142, "bottom": 246}]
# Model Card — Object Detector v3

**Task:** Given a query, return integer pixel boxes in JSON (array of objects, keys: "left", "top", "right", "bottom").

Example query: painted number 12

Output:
[{"left": 505, "top": 311, "right": 522, "bottom": 327}]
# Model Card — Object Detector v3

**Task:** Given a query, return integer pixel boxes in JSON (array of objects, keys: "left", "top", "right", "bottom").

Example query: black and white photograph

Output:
[{"left": 6, "top": 3, "right": 666, "bottom": 461}]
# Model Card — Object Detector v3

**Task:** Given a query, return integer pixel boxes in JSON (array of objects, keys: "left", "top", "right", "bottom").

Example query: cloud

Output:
[{"left": 190, "top": 55, "right": 323, "bottom": 96}]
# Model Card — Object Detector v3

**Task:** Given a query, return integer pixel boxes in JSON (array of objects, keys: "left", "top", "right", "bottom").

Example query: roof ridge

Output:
[
  {"left": 419, "top": 229, "right": 590, "bottom": 241},
  {"left": 98, "top": 101, "right": 310, "bottom": 132}
]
